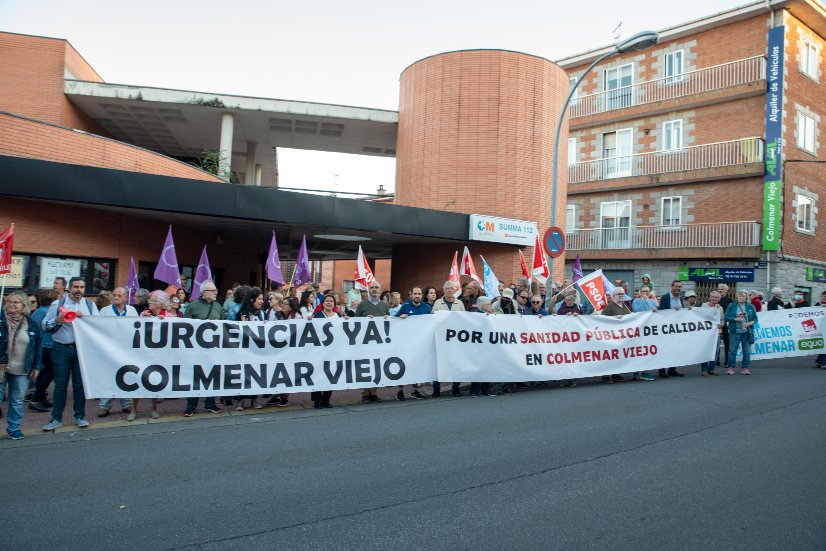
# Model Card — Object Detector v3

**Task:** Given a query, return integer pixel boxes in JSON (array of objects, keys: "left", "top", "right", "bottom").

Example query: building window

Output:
[
  {"left": 566, "top": 205, "right": 576, "bottom": 232},
  {"left": 661, "top": 196, "right": 682, "bottom": 226},
  {"left": 797, "top": 112, "right": 816, "bottom": 153},
  {"left": 599, "top": 200, "right": 632, "bottom": 247},
  {"left": 602, "top": 128, "right": 633, "bottom": 177},
  {"left": 6, "top": 254, "right": 117, "bottom": 294},
  {"left": 662, "top": 120, "right": 683, "bottom": 151},
  {"left": 604, "top": 63, "right": 634, "bottom": 109},
  {"left": 796, "top": 194, "right": 814, "bottom": 232},
  {"left": 568, "top": 138, "right": 576, "bottom": 165},
  {"left": 665, "top": 50, "right": 684, "bottom": 83},
  {"left": 569, "top": 77, "right": 579, "bottom": 97},
  {"left": 801, "top": 39, "right": 819, "bottom": 80}
]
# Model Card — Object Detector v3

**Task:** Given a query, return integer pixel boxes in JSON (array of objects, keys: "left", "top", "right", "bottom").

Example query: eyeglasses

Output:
[
  {"left": 531, "top": 300, "right": 541, "bottom": 304},
  {"left": 519, "top": 295, "right": 528, "bottom": 299}
]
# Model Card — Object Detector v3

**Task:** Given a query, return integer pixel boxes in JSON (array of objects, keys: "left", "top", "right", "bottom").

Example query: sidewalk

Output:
[{"left": 2, "top": 386, "right": 413, "bottom": 438}]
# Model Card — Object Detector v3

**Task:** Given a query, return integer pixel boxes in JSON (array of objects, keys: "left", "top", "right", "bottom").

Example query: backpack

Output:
[{"left": 45, "top": 296, "right": 94, "bottom": 333}]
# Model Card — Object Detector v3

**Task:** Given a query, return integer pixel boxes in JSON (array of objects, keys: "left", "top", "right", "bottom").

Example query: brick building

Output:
[
  {"left": 1, "top": 0, "right": 824, "bottom": 303},
  {"left": 559, "top": 0, "right": 825, "bottom": 303}
]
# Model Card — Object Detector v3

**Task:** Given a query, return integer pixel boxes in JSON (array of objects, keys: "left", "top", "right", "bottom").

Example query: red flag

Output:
[
  {"left": 448, "top": 251, "right": 461, "bottom": 285},
  {"left": 518, "top": 250, "right": 530, "bottom": 279},
  {"left": 0, "top": 223, "right": 14, "bottom": 275},
  {"left": 575, "top": 269, "right": 609, "bottom": 311},
  {"left": 460, "top": 246, "right": 482, "bottom": 283},
  {"left": 354, "top": 245, "right": 375, "bottom": 290},
  {"left": 531, "top": 234, "right": 550, "bottom": 280}
]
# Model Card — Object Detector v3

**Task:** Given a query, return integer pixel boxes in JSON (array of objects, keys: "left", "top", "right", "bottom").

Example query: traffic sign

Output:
[{"left": 543, "top": 226, "right": 565, "bottom": 258}]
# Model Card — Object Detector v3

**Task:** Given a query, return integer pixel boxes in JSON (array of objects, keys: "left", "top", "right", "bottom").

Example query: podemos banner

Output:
[
  {"left": 76, "top": 316, "right": 439, "bottom": 398},
  {"left": 434, "top": 309, "right": 719, "bottom": 382},
  {"left": 747, "top": 307, "right": 825, "bottom": 360}
]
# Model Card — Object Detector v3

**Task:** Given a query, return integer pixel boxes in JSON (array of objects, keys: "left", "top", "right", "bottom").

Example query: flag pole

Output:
[{"left": 0, "top": 273, "right": 7, "bottom": 305}]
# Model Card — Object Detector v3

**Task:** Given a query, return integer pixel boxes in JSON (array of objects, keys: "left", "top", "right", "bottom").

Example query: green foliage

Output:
[{"left": 193, "top": 150, "right": 237, "bottom": 183}]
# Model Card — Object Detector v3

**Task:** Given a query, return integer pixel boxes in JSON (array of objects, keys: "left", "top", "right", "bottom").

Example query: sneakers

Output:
[
  {"left": 251, "top": 399, "right": 263, "bottom": 409},
  {"left": 97, "top": 409, "right": 110, "bottom": 418},
  {"left": 205, "top": 405, "right": 224, "bottom": 414},
  {"left": 42, "top": 419, "right": 62, "bottom": 431},
  {"left": 411, "top": 390, "right": 427, "bottom": 400},
  {"left": 276, "top": 398, "right": 289, "bottom": 407},
  {"left": 28, "top": 401, "right": 50, "bottom": 412},
  {"left": 126, "top": 412, "right": 137, "bottom": 422},
  {"left": 7, "top": 430, "right": 25, "bottom": 440},
  {"left": 640, "top": 373, "right": 656, "bottom": 381},
  {"left": 741, "top": 368, "right": 751, "bottom": 375},
  {"left": 150, "top": 410, "right": 160, "bottom": 419},
  {"left": 236, "top": 402, "right": 245, "bottom": 411},
  {"left": 75, "top": 418, "right": 90, "bottom": 428},
  {"left": 727, "top": 368, "right": 735, "bottom": 375},
  {"left": 395, "top": 390, "right": 405, "bottom": 401},
  {"left": 183, "top": 409, "right": 195, "bottom": 417}
]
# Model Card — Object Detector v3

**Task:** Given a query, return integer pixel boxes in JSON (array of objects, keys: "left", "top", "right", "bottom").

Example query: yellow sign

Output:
[{"left": 4, "top": 255, "right": 25, "bottom": 287}]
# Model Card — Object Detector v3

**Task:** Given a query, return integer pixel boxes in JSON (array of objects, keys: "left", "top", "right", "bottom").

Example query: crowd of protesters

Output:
[{"left": 1, "top": 272, "right": 824, "bottom": 441}]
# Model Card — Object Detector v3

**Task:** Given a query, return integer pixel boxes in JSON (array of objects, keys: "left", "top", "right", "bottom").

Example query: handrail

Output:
[
  {"left": 569, "top": 56, "right": 766, "bottom": 118},
  {"left": 567, "top": 221, "right": 762, "bottom": 250}
]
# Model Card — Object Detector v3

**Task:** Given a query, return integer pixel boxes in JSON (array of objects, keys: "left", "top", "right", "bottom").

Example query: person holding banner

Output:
[
  {"left": 600, "top": 288, "right": 632, "bottom": 383},
  {"left": 183, "top": 282, "right": 225, "bottom": 417},
  {"left": 235, "top": 288, "right": 266, "bottom": 411},
  {"left": 41, "top": 277, "right": 98, "bottom": 431},
  {"left": 629, "top": 286, "right": 658, "bottom": 381},
  {"left": 356, "top": 281, "right": 391, "bottom": 402},
  {"left": 1, "top": 291, "right": 42, "bottom": 440},
  {"left": 724, "top": 290, "right": 758, "bottom": 376},
  {"left": 431, "top": 281, "right": 465, "bottom": 398},
  {"left": 395, "top": 287, "right": 431, "bottom": 400},
  {"left": 658, "top": 280, "right": 686, "bottom": 378},
  {"left": 310, "top": 294, "right": 345, "bottom": 408},
  {"left": 817, "top": 291, "right": 826, "bottom": 369},
  {"left": 701, "top": 291, "right": 725, "bottom": 376},
  {"left": 131, "top": 291, "right": 171, "bottom": 420},
  {"left": 554, "top": 290, "right": 583, "bottom": 387},
  {"left": 97, "top": 287, "right": 137, "bottom": 417}
]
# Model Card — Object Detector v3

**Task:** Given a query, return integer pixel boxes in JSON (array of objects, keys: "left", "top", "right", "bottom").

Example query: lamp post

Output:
[{"left": 547, "top": 30, "right": 660, "bottom": 280}]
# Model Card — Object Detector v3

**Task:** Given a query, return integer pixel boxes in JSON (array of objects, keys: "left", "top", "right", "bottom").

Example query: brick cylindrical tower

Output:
[{"left": 392, "top": 49, "right": 569, "bottom": 293}]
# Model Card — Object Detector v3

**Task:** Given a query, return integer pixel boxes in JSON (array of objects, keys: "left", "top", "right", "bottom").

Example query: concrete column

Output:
[
  {"left": 218, "top": 113, "right": 234, "bottom": 181},
  {"left": 254, "top": 164, "right": 262, "bottom": 186},
  {"left": 245, "top": 141, "right": 257, "bottom": 185}
]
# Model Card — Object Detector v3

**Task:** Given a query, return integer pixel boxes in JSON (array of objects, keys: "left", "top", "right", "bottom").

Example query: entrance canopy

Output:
[{"left": 1, "top": 155, "right": 467, "bottom": 259}]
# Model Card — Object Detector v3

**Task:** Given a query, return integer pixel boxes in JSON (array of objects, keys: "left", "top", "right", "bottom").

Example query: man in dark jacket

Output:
[{"left": 658, "top": 280, "right": 686, "bottom": 378}]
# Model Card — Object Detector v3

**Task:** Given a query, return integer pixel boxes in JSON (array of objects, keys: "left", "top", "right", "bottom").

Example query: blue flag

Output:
[{"left": 481, "top": 256, "right": 500, "bottom": 299}]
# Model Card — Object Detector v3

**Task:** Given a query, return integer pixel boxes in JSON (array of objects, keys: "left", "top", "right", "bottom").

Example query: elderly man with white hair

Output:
[
  {"left": 97, "top": 287, "right": 138, "bottom": 417},
  {"left": 766, "top": 287, "right": 792, "bottom": 310},
  {"left": 431, "top": 280, "right": 465, "bottom": 397}
]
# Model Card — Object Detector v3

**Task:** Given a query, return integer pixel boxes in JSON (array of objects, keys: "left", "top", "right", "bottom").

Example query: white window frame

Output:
[
  {"left": 660, "top": 196, "right": 682, "bottom": 226},
  {"left": 602, "top": 128, "right": 633, "bottom": 178},
  {"left": 665, "top": 50, "right": 684, "bottom": 83},
  {"left": 604, "top": 63, "right": 634, "bottom": 109},
  {"left": 800, "top": 39, "right": 819, "bottom": 80},
  {"left": 569, "top": 77, "right": 579, "bottom": 97},
  {"left": 566, "top": 205, "right": 576, "bottom": 232},
  {"left": 567, "top": 137, "right": 577, "bottom": 166},
  {"left": 662, "top": 119, "right": 683, "bottom": 151},
  {"left": 797, "top": 112, "right": 816, "bottom": 154},
  {"left": 599, "top": 200, "right": 632, "bottom": 229},
  {"left": 796, "top": 194, "right": 814, "bottom": 233}
]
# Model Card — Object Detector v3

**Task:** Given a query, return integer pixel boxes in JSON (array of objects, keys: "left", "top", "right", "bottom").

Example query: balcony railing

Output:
[
  {"left": 568, "top": 137, "right": 763, "bottom": 184},
  {"left": 569, "top": 56, "right": 766, "bottom": 118},
  {"left": 567, "top": 221, "right": 761, "bottom": 251}
]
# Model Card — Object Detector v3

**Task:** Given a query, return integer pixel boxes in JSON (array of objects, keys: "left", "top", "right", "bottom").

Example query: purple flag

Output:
[
  {"left": 190, "top": 245, "right": 213, "bottom": 301},
  {"left": 125, "top": 256, "right": 140, "bottom": 305},
  {"left": 154, "top": 226, "right": 182, "bottom": 287},
  {"left": 265, "top": 231, "right": 284, "bottom": 285},
  {"left": 572, "top": 253, "right": 584, "bottom": 282},
  {"left": 292, "top": 235, "right": 312, "bottom": 287}
]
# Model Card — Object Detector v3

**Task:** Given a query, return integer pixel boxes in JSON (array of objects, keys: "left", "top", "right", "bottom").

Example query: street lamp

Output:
[{"left": 547, "top": 30, "right": 659, "bottom": 278}]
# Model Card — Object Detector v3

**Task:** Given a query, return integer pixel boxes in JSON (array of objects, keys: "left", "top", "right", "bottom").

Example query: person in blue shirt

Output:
[
  {"left": 395, "top": 287, "right": 431, "bottom": 400},
  {"left": 630, "top": 286, "right": 658, "bottom": 381},
  {"left": 527, "top": 295, "right": 548, "bottom": 316},
  {"left": 724, "top": 290, "right": 758, "bottom": 375}
]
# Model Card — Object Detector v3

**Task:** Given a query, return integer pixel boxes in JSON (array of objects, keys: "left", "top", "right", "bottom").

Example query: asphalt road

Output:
[{"left": 2, "top": 357, "right": 825, "bottom": 551}]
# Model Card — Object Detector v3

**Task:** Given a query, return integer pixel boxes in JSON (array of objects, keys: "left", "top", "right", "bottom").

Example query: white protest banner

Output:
[
  {"left": 434, "top": 309, "right": 719, "bottom": 382},
  {"left": 75, "top": 316, "right": 438, "bottom": 398},
  {"left": 743, "top": 306, "right": 825, "bottom": 360}
]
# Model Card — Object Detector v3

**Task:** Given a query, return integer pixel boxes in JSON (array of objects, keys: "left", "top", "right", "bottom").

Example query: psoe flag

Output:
[
  {"left": 354, "top": 245, "right": 375, "bottom": 291},
  {"left": 575, "top": 269, "right": 609, "bottom": 311},
  {"left": 460, "top": 246, "right": 482, "bottom": 283}
]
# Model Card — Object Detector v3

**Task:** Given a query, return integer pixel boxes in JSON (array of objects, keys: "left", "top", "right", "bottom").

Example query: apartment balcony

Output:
[
  {"left": 567, "top": 221, "right": 762, "bottom": 261},
  {"left": 569, "top": 56, "right": 766, "bottom": 127},
  {"left": 568, "top": 137, "right": 764, "bottom": 190}
]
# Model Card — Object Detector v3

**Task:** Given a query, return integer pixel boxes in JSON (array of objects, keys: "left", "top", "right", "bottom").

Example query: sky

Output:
[{"left": 1, "top": 0, "right": 754, "bottom": 194}]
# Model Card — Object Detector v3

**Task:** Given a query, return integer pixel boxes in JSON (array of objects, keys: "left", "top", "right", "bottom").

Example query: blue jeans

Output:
[
  {"left": 100, "top": 397, "right": 133, "bottom": 411},
  {"left": 5, "top": 372, "right": 29, "bottom": 433},
  {"left": 703, "top": 335, "right": 721, "bottom": 372},
  {"left": 51, "top": 342, "right": 86, "bottom": 422},
  {"left": 185, "top": 396, "right": 217, "bottom": 412},
  {"left": 727, "top": 332, "right": 751, "bottom": 370}
]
